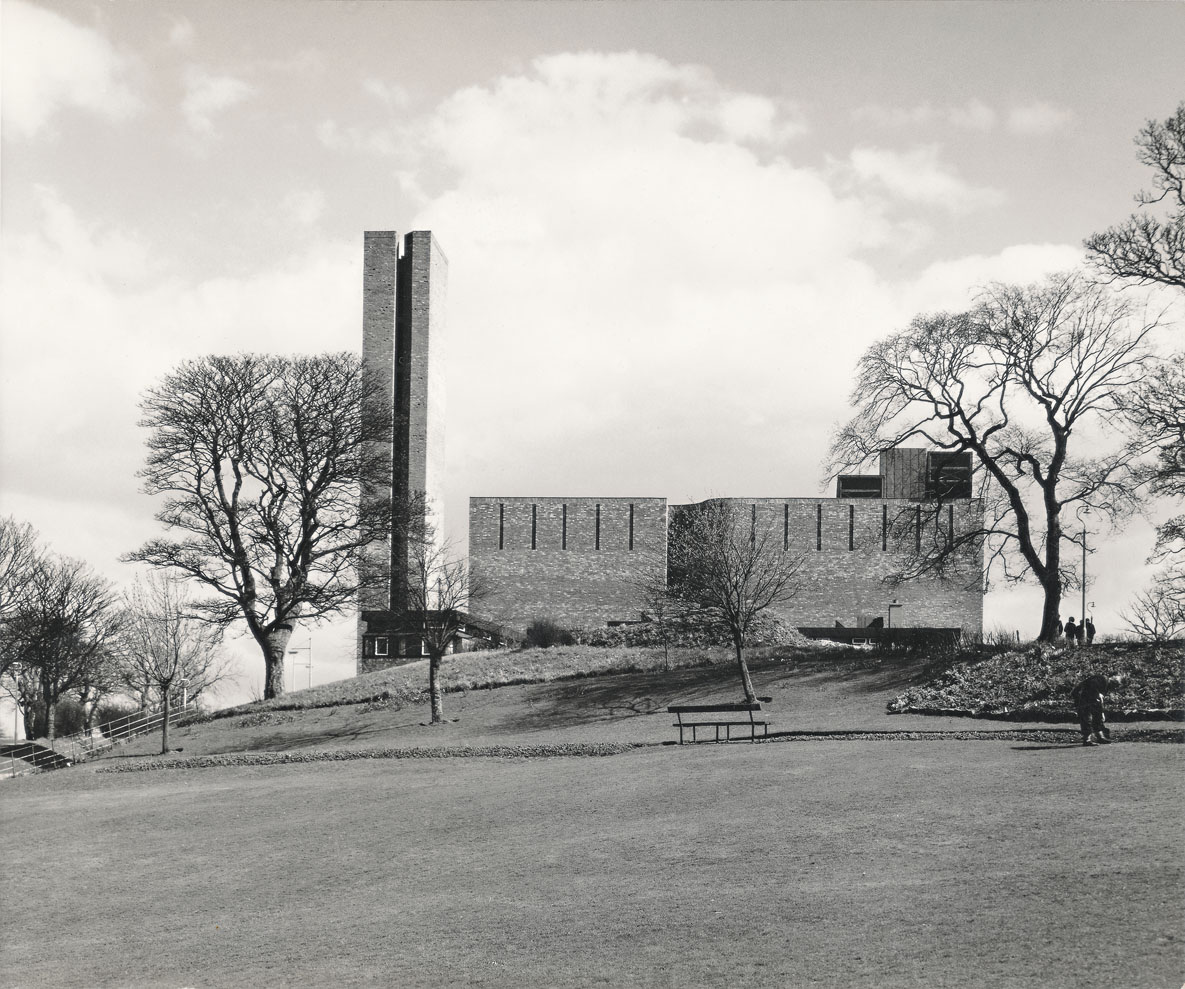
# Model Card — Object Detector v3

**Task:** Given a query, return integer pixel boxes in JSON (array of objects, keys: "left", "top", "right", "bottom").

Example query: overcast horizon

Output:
[{"left": 2, "top": 0, "right": 1183, "bottom": 705}]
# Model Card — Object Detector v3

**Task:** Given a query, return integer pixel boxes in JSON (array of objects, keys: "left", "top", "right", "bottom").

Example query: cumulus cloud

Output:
[
  {"left": 853, "top": 100, "right": 996, "bottom": 132},
  {"left": 381, "top": 52, "right": 1069, "bottom": 529},
  {"left": 1007, "top": 101, "right": 1074, "bottom": 135},
  {"left": 946, "top": 99, "right": 997, "bottom": 132},
  {"left": 169, "top": 17, "right": 195, "bottom": 47},
  {"left": 282, "top": 188, "right": 327, "bottom": 226},
  {"left": 364, "top": 78, "right": 411, "bottom": 109},
  {"left": 0, "top": 187, "right": 357, "bottom": 539},
  {"left": 845, "top": 145, "right": 1004, "bottom": 213},
  {"left": 181, "top": 66, "right": 254, "bottom": 134},
  {"left": 1, "top": 0, "right": 140, "bottom": 137},
  {"left": 316, "top": 118, "right": 401, "bottom": 156}
]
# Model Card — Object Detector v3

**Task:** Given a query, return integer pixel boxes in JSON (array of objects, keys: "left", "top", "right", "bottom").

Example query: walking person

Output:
[
  {"left": 1084, "top": 617, "right": 1096, "bottom": 645},
  {"left": 1070, "top": 673, "right": 1121, "bottom": 746},
  {"left": 1063, "top": 616, "right": 1078, "bottom": 647}
]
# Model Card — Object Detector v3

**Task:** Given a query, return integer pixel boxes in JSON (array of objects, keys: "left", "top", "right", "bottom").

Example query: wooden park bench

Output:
[{"left": 668, "top": 699, "right": 771, "bottom": 744}]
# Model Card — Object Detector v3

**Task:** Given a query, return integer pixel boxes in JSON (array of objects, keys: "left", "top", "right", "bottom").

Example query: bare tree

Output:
[
  {"left": 126, "top": 353, "right": 390, "bottom": 699},
  {"left": 3, "top": 556, "right": 123, "bottom": 744},
  {"left": 403, "top": 496, "right": 486, "bottom": 725},
  {"left": 629, "top": 563, "right": 679, "bottom": 663},
  {"left": 668, "top": 499, "right": 805, "bottom": 703},
  {"left": 3, "top": 665, "right": 42, "bottom": 740},
  {"left": 1121, "top": 353, "right": 1185, "bottom": 565},
  {"left": 830, "top": 271, "right": 1159, "bottom": 641},
  {"left": 1122, "top": 571, "right": 1185, "bottom": 642},
  {"left": 119, "top": 574, "right": 235, "bottom": 753},
  {"left": 1085, "top": 103, "right": 1185, "bottom": 291},
  {"left": 0, "top": 517, "right": 44, "bottom": 677}
]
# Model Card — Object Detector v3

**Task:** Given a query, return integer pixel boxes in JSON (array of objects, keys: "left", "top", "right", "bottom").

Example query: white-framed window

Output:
[{"left": 374, "top": 636, "right": 389, "bottom": 657}]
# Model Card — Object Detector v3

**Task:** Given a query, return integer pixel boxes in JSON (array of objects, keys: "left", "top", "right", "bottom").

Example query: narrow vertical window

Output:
[
  {"left": 595, "top": 503, "right": 601, "bottom": 550},
  {"left": 816, "top": 503, "right": 822, "bottom": 551},
  {"left": 784, "top": 503, "right": 789, "bottom": 551},
  {"left": 531, "top": 503, "right": 537, "bottom": 550},
  {"left": 562, "top": 503, "right": 567, "bottom": 550},
  {"left": 915, "top": 505, "right": 922, "bottom": 554},
  {"left": 498, "top": 503, "right": 504, "bottom": 550},
  {"left": 629, "top": 503, "right": 635, "bottom": 551},
  {"left": 882, "top": 503, "right": 888, "bottom": 552},
  {"left": 849, "top": 504, "right": 855, "bottom": 551}
]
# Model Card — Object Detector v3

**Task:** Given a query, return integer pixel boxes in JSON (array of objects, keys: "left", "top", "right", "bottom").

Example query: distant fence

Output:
[{"left": 1, "top": 700, "right": 202, "bottom": 778}]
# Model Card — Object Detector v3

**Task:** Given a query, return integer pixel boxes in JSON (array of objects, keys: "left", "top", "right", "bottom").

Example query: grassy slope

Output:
[
  {"left": 203, "top": 643, "right": 775, "bottom": 716},
  {"left": 4, "top": 742, "right": 1182, "bottom": 989},
  {"left": 87, "top": 645, "right": 1182, "bottom": 765}
]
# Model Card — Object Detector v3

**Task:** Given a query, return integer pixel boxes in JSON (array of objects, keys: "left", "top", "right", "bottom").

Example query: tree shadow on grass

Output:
[
  {"left": 202, "top": 718, "right": 432, "bottom": 754},
  {"left": 485, "top": 658, "right": 908, "bottom": 736},
  {"left": 484, "top": 664, "right": 751, "bottom": 735}
]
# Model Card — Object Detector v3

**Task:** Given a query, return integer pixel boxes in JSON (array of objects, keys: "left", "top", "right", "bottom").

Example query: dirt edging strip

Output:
[
  {"left": 765, "top": 728, "right": 1183, "bottom": 744},
  {"left": 95, "top": 741, "right": 648, "bottom": 772}
]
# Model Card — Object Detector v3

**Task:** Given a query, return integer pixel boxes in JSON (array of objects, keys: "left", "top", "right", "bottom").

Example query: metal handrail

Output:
[{"left": 3, "top": 699, "right": 202, "bottom": 777}]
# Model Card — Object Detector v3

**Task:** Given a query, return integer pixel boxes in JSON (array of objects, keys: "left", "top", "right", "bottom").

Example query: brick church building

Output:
[{"left": 357, "top": 231, "right": 984, "bottom": 671}]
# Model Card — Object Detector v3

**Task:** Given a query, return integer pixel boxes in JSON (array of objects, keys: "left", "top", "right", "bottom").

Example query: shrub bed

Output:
[
  {"left": 887, "top": 642, "right": 1185, "bottom": 720},
  {"left": 575, "top": 610, "right": 812, "bottom": 649}
]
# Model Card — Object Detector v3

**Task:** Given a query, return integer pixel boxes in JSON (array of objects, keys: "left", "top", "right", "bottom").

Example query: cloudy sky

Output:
[{"left": 2, "top": 0, "right": 1182, "bottom": 702}]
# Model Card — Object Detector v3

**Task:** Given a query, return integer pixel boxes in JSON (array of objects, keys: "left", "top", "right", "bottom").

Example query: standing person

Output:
[
  {"left": 1085, "top": 617, "right": 1096, "bottom": 645},
  {"left": 1064, "top": 616, "right": 1078, "bottom": 646},
  {"left": 1070, "top": 673, "right": 1121, "bottom": 746}
]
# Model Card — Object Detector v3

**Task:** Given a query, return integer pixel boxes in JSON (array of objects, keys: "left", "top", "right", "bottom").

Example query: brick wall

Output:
[
  {"left": 469, "top": 497, "right": 668, "bottom": 631},
  {"left": 359, "top": 231, "right": 398, "bottom": 615},
  {"left": 471, "top": 495, "right": 983, "bottom": 635},
  {"left": 750, "top": 497, "right": 983, "bottom": 632},
  {"left": 400, "top": 231, "right": 447, "bottom": 536}
]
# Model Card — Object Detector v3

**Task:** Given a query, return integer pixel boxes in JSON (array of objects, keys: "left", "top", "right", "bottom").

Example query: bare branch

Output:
[{"left": 125, "top": 352, "right": 391, "bottom": 699}]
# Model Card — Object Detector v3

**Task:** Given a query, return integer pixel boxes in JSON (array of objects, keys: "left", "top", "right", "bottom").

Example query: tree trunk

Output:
[
  {"left": 734, "top": 638, "right": 757, "bottom": 704},
  {"left": 428, "top": 651, "right": 445, "bottom": 724},
  {"left": 261, "top": 624, "right": 294, "bottom": 700},
  {"left": 46, "top": 701, "right": 56, "bottom": 746},
  {"left": 160, "top": 691, "right": 171, "bottom": 755},
  {"left": 1038, "top": 574, "right": 1064, "bottom": 642},
  {"left": 21, "top": 706, "right": 36, "bottom": 742}
]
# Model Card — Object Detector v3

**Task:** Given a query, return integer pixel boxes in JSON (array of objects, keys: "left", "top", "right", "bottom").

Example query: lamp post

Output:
[
  {"left": 1076, "top": 506, "right": 1091, "bottom": 627},
  {"left": 287, "top": 637, "right": 312, "bottom": 691}
]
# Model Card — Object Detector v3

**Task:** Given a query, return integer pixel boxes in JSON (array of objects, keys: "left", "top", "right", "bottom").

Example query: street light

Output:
[
  {"left": 287, "top": 637, "right": 312, "bottom": 691},
  {"left": 1076, "top": 506, "right": 1091, "bottom": 627}
]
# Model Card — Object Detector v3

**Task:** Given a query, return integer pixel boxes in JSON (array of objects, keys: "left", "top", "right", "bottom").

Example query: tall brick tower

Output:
[{"left": 358, "top": 230, "right": 447, "bottom": 671}]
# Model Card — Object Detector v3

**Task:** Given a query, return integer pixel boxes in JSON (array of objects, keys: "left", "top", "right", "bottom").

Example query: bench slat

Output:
[{"left": 668, "top": 703, "right": 762, "bottom": 713}]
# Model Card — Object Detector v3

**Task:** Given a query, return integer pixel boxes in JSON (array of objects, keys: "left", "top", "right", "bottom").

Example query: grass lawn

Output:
[{"left": 3, "top": 740, "right": 1182, "bottom": 988}]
